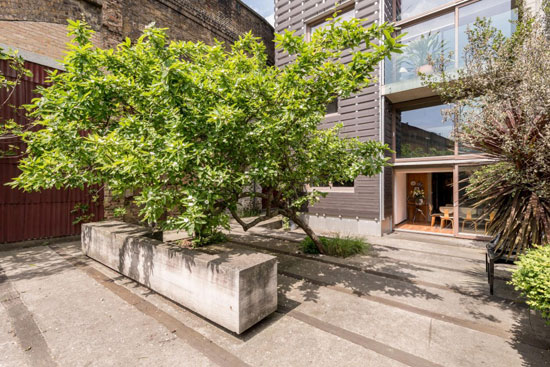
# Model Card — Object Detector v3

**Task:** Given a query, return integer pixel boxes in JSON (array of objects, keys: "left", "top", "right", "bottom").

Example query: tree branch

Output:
[{"left": 229, "top": 207, "right": 279, "bottom": 231}]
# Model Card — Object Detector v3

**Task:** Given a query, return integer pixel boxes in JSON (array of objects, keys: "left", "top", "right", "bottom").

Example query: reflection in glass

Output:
[
  {"left": 396, "top": 0, "right": 452, "bottom": 21},
  {"left": 385, "top": 12, "right": 455, "bottom": 85},
  {"left": 397, "top": 104, "right": 454, "bottom": 158},
  {"left": 310, "top": 8, "right": 355, "bottom": 35},
  {"left": 458, "top": 0, "right": 516, "bottom": 66},
  {"left": 385, "top": 0, "right": 517, "bottom": 88},
  {"left": 459, "top": 166, "right": 491, "bottom": 236}
]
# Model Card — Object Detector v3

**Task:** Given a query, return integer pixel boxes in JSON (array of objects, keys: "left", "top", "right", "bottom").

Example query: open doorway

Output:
[{"left": 394, "top": 169, "right": 454, "bottom": 235}]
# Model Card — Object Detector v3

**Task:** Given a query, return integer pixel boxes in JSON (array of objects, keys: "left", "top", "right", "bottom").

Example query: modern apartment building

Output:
[{"left": 275, "top": 0, "right": 540, "bottom": 239}]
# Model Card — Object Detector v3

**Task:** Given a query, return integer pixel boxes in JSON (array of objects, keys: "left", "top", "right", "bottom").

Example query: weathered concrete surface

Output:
[
  {"left": 82, "top": 221, "right": 277, "bottom": 334},
  {"left": 1, "top": 227, "right": 549, "bottom": 366}
]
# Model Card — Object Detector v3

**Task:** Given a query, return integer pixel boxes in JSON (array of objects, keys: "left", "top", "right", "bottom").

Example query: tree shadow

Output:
[
  {"left": 227, "top": 229, "right": 550, "bottom": 362},
  {"left": 507, "top": 310, "right": 550, "bottom": 366},
  {"left": 0, "top": 244, "right": 76, "bottom": 282},
  {"left": 227, "top": 231, "right": 444, "bottom": 303}
]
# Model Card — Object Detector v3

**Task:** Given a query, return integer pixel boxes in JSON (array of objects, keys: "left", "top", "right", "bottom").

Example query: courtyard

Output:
[{"left": 1, "top": 226, "right": 548, "bottom": 366}]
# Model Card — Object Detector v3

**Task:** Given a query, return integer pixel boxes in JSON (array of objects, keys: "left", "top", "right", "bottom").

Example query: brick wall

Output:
[
  {"left": 0, "top": 0, "right": 274, "bottom": 62},
  {"left": 0, "top": 21, "right": 102, "bottom": 62}
]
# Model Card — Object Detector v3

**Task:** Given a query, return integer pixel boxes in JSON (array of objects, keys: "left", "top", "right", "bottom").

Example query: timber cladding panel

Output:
[{"left": 275, "top": 0, "right": 382, "bottom": 220}]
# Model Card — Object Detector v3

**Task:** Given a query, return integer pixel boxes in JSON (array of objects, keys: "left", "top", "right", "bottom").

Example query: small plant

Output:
[
  {"left": 193, "top": 231, "right": 227, "bottom": 247},
  {"left": 281, "top": 216, "right": 290, "bottom": 231},
  {"left": 511, "top": 245, "right": 550, "bottom": 323},
  {"left": 300, "top": 235, "right": 369, "bottom": 258},
  {"left": 70, "top": 202, "right": 94, "bottom": 224},
  {"left": 238, "top": 208, "right": 263, "bottom": 218}
]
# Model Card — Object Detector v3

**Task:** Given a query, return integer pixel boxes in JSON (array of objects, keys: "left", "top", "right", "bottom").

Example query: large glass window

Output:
[
  {"left": 459, "top": 165, "right": 491, "bottom": 236},
  {"left": 396, "top": 104, "right": 455, "bottom": 158},
  {"left": 386, "top": 12, "right": 455, "bottom": 85},
  {"left": 385, "top": 0, "right": 516, "bottom": 87},
  {"left": 396, "top": 0, "right": 452, "bottom": 21},
  {"left": 458, "top": 0, "right": 516, "bottom": 66}
]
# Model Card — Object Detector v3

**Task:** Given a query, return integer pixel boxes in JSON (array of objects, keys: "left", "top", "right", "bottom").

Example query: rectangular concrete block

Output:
[{"left": 82, "top": 221, "right": 277, "bottom": 334}]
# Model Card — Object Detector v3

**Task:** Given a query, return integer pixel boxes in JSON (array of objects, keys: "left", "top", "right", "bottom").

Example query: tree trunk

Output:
[{"left": 288, "top": 212, "right": 326, "bottom": 254}]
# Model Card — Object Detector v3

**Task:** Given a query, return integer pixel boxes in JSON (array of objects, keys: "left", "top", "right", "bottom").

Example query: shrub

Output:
[
  {"left": 511, "top": 245, "right": 550, "bottom": 322},
  {"left": 195, "top": 231, "right": 227, "bottom": 247},
  {"left": 300, "top": 235, "right": 368, "bottom": 258}
]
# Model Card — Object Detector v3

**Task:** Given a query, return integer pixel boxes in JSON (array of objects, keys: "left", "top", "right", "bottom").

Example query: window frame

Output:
[
  {"left": 306, "top": 183, "right": 355, "bottom": 193},
  {"left": 391, "top": 0, "right": 473, "bottom": 25},
  {"left": 387, "top": 0, "right": 512, "bottom": 77},
  {"left": 391, "top": 97, "right": 488, "bottom": 163},
  {"left": 305, "top": 1, "right": 356, "bottom": 41}
]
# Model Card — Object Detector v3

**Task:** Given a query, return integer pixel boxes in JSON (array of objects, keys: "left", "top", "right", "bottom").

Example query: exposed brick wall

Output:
[
  {"left": 1, "top": 0, "right": 274, "bottom": 61},
  {"left": 0, "top": 21, "right": 102, "bottom": 62},
  {"left": 1, "top": 0, "right": 103, "bottom": 30},
  {"left": 122, "top": 0, "right": 274, "bottom": 60}
]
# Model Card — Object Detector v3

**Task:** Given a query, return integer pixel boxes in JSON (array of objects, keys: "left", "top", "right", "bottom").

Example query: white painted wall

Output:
[
  {"left": 303, "top": 214, "right": 385, "bottom": 237},
  {"left": 393, "top": 171, "right": 407, "bottom": 225}
]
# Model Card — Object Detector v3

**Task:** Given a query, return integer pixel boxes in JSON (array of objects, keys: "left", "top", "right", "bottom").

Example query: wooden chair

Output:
[
  {"left": 429, "top": 204, "right": 439, "bottom": 227},
  {"left": 484, "top": 211, "right": 496, "bottom": 234},
  {"left": 440, "top": 208, "right": 454, "bottom": 229},
  {"left": 461, "top": 208, "right": 478, "bottom": 232}
]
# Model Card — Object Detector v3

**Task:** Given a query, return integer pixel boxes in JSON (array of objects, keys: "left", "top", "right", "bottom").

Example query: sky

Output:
[{"left": 241, "top": 0, "right": 274, "bottom": 26}]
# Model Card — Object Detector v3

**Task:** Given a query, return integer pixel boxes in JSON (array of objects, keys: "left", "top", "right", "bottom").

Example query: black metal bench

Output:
[
  {"left": 485, "top": 234, "right": 518, "bottom": 295},
  {"left": 485, "top": 234, "right": 501, "bottom": 295}
]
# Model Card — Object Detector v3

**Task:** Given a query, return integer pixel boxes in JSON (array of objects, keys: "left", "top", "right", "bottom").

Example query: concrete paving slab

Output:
[
  {"left": 60, "top": 243, "right": 410, "bottom": 367},
  {"left": 1, "top": 231, "right": 548, "bottom": 367},
  {"left": 225, "top": 230, "right": 550, "bottom": 347},
  {"left": 278, "top": 275, "right": 550, "bottom": 366},
  {"left": 0, "top": 301, "right": 30, "bottom": 367},
  {"left": 0, "top": 246, "right": 214, "bottom": 367}
]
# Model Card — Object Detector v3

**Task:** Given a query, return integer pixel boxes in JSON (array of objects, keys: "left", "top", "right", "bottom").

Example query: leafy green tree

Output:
[
  {"left": 423, "top": 2, "right": 550, "bottom": 255},
  {"left": 11, "top": 18, "right": 402, "bottom": 252},
  {"left": 0, "top": 48, "right": 33, "bottom": 157}
]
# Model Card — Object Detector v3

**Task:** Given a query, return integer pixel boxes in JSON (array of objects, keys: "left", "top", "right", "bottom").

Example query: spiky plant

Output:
[{"left": 423, "top": 1, "right": 550, "bottom": 257}]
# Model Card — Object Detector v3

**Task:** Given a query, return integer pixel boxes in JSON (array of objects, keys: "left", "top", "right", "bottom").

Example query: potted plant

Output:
[
  {"left": 411, "top": 185, "right": 425, "bottom": 205},
  {"left": 396, "top": 32, "right": 448, "bottom": 79}
]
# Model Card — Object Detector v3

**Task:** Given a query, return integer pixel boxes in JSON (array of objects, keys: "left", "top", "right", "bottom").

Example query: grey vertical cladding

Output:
[
  {"left": 383, "top": 97, "right": 393, "bottom": 218},
  {"left": 275, "top": 0, "right": 382, "bottom": 219}
]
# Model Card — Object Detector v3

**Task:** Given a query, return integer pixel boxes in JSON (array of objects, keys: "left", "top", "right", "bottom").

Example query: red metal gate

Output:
[{"left": 0, "top": 59, "right": 103, "bottom": 243}]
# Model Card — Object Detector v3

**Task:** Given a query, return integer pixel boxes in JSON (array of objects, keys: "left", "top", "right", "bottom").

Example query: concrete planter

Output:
[{"left": 81, "top": 221, "right": 277, "bottom": 334}]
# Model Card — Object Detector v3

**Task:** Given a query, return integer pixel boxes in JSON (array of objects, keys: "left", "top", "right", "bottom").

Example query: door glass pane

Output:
[
  {"left": 459, "top": 165, "right": 491, "bottom": 236},
  {"left": 397, "top": 104, "right": 455, "bottom": 158},
  {"left": 397, "top": 0, "right": 453, "bottom": 21}
]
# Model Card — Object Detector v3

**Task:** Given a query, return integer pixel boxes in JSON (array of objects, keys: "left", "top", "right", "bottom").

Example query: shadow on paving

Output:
[
  {"left": 0, "top": 247, "right": 74, "bottom": 282},
  {"left": 4, "top": 234, "right": 548, "bottom": 366},
  {"left": 229, "top": 232, "right": 444, "bottom": 301},
  {"left": 228, "top": 231, "right": 550, "bottom": 362}
]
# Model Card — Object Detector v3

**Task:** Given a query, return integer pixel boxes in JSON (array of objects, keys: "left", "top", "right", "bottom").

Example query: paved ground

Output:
[{"left": 1, "top": 227, "right": 549, "bottom": 367}]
